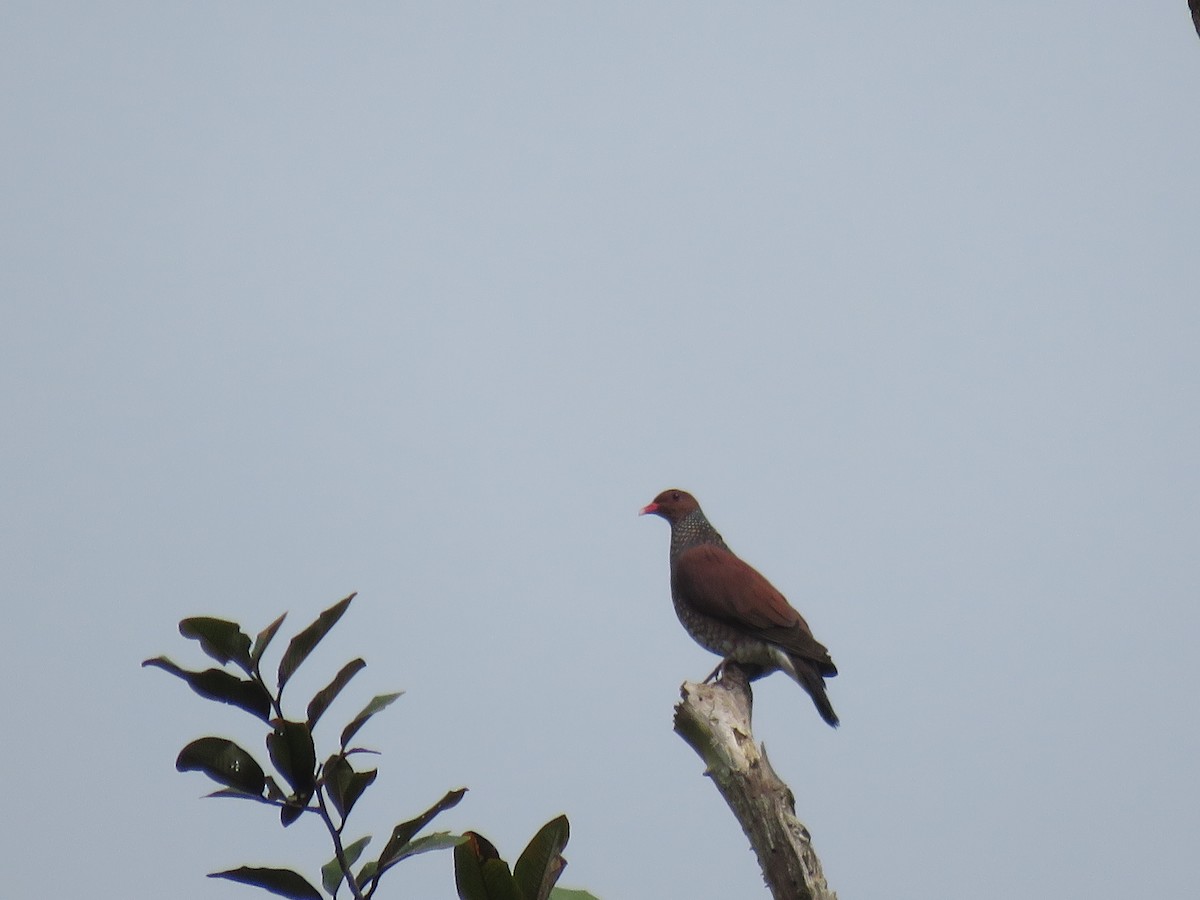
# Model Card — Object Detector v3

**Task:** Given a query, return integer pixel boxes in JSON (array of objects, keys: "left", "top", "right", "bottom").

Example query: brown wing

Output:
[
  {"left": 672, "top": 544, "right": 836, "bottom": 674},
  {"left": 1193, "top": 0, "right": 1200, "bottom": 39}
]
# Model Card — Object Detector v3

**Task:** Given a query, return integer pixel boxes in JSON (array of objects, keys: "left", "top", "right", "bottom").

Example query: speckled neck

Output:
[{"left": 669, "top": 508, "right": 727, "bottom": 559}]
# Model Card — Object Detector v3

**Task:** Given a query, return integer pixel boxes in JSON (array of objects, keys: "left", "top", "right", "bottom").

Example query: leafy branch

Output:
[{"left": 145, "top": 593, "right": 596, "bottom": 900}]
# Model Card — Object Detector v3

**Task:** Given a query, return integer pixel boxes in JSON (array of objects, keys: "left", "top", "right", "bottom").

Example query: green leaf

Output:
[
  {"left": 548, "top": 890, "right": 601, "bottom": 900},
  {"left": 356, "top": 833, "right": 465, "bottom": 888},
  {"left": 340, "top": 691, "right": 403, "bottom": 748},
  {"left": 203, "top": 788, "right": 274, "bottom": 803},
  {"left": 514, "top": 816, "right": 570, "bottom": 900},
  {"left": 209, "top": 866, "right": 321, "bottom": 900},
  {"left": 280, "top": 801, "right": 306, "bottom": 827},
  {"left": 253, "top": 612, "right": 288, "bottom": 664},
  {"left": 341, "top": 768, "right": 377, "bottom": 815},
  {"left": 323, "top": 753, "right": 377, "bottom": 820},
  {"left": 266, "top": 721, "right": 316, "bottom": 826},
  {"left": 277, "top": 594, "right": 355, "bottom": 692},
  {"left": 376, "top": 831, "right": 463, "bottom": 868},
  {"left": 454, "top": 833, "right": 520, "bottom": 900},
  {"left": 374, "top": 788, "right": 467, "bottom": 880},
  {"left": 481, "top": 860, "right": 521, "bottom": 900},
  {"left": 323, "top": 754, "right": 351, "bottom": 815},
  {"left": 453, "top": 833, "right": 491, "bottom": 900},
  {"left": 176, "top": 737, "right": 265, "bottom": 796},
  {"left": 179, "top": 617, "right": 254, "bottom": 672},
  {"left": 143, "top": 657, "right": 272, "bottom": 721},
  {"left": 306, "top": 658, "right": 366, "bottom": 729},
  {"left": 321, "top": 835, "right": 371, "bottom": 896},
  {"left": 266, "top": 720, "right": 317, "bottom": 797}
]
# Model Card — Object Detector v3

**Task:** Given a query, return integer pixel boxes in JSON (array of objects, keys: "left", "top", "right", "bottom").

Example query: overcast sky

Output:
[{"left": 3, "top": 4, "right": 1198, "bottom": 899}]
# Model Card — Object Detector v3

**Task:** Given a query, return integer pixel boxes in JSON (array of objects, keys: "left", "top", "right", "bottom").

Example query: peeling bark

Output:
[{"left": 673, "top": 663, "right": 837, "bottom": 900}]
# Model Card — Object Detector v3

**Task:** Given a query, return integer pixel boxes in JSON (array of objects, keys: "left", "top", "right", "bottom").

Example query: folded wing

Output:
[{"left": 672, "top": 544, "right": 837, "bottom": 677}]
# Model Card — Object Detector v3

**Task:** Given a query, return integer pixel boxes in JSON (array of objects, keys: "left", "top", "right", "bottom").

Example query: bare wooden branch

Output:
[{"left": 673, "top": 663, "right": 837, "bottom": 900}]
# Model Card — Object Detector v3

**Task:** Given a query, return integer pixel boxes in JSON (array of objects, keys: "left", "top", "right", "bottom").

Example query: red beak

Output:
[{"left": 639, "top": 502, "right": 659, "bottom": 516}]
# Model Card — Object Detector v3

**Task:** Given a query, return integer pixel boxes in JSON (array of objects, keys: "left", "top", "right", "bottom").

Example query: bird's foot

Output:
[{"left": 702, "top": 659, "right": 729, "bottom": 684}]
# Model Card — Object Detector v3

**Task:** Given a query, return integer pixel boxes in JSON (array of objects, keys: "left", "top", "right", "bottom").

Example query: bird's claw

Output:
[{"left": 702, "top": 660, "right": 728, "bottom": 684}]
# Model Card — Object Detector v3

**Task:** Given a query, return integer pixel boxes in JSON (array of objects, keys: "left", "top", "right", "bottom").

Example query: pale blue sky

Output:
[{"left": 3, "top": 4, "right": 1198, "bottom": 898}]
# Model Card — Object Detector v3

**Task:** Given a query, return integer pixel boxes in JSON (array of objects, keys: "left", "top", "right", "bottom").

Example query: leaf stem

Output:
[
  {"left": 252, "top": 662, "right": 287, "bottom": 721},
  {"left": 205, "top": 790, "right": 321, "bottom": 815},
  {"left": 316, "top": 783, "right": 365, "bottom": 900}
]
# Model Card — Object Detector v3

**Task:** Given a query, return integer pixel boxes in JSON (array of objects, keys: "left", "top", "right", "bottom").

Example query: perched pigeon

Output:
[{"left": 641, "top": 489, "right": 840, "bottom": 727}]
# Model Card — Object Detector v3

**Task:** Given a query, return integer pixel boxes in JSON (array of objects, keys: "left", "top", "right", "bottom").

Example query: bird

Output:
[{"left": 640, "top": 488, "right": 840, "bottom": 727}]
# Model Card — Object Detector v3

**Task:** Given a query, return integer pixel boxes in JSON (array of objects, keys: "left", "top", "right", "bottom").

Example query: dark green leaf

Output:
[
  {"left": 179, "top": 617, "right": 253, "bottom": 672},
  {"left": 266, "top": 720, "right": 316, "bottom": 796},
  {"left": 280, "top": 801, "right": 306, "bottom": 827},
  {"left": 341, "top": 769, "right": 376, "bottom": 816},
  {"left": 464, "top": 831, "right": 500, "bottom": 861},
  {"left": 323, "top": 753, "right": 351, "bottom": 814},
  {"left": 513, "top": 816, "right": 570, "bottom": 900},
  {"left": 267, "top": 723, "right": 316, "bottom": 826},
  {"left": 306, "top": 658, "right": 366, "bottom": 729},
  {"left": 454, "top": 833, "right": 520, "bottom": 900},
  {"left": 204, "top": 788, "right": 274, "bottom": 804},
  {"left": 481, "top": 860, "right": 521, "bottom": 900},
  {"left": 321, "top": 835, "right": 371, "bottom": 896},
  {"left": 375, "top": 788, "right": 467, "bottom": 879},
  {"left": 453, "top": 833, "right": 494, "bottom": 900},
  {"left": 548, "top": 890, "right": 601, "bottom": 900},
  {"left": 209, "top": 867, "right": 321, "bottom": 900},
  {"left": 176, "top": 737, "right": 265, "bottom": 796},
  {"left": 277, "top": 594, "right": 355, "bottom": 692},
  {"left": 324, "top": 753, "right": 377, "bottom": 820},
  {"left": 375, "top": 831, "right": 463, "bottom": 868},
  {"left": 143, "top": 657, "right": 271, "bottom": 721},
  {"left": 340, "top": 691, "right": 403, "bottom": 748},
  {"left": 253, "top": 612, "right": 288, "bottom": 664}
]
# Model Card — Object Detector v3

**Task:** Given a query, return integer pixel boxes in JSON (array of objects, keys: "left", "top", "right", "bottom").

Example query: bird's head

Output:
[{"left": 639, "top": 488, "right": 700, "bottom": 524}]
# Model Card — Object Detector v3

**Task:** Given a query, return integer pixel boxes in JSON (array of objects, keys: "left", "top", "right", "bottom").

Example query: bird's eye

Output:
[{"left": 671, "top": 491, "right": 680, "bottom": 500}]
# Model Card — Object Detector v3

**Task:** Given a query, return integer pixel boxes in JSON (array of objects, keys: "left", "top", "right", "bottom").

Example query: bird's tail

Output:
[{"left": 773, "top": 647, "right": 840, "bottom": 728}]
